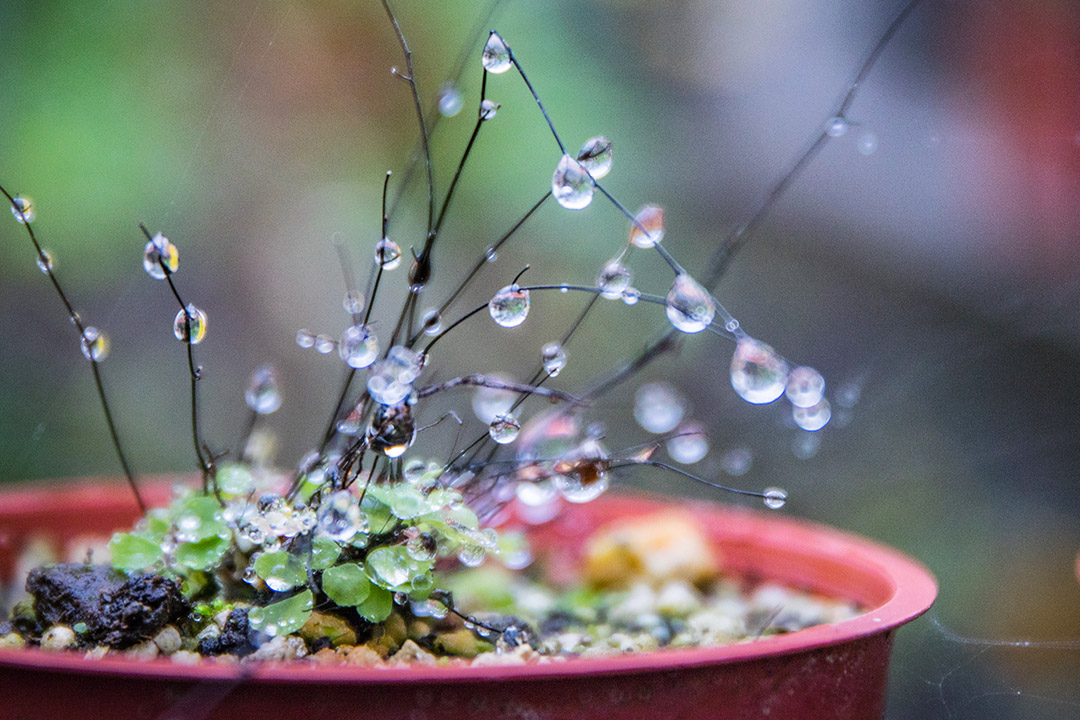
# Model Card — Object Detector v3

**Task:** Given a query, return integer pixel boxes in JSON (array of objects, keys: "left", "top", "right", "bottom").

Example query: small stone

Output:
[
  {"left": 0, "top": 632, "right": 25, "bottom": 649},
  {"left": 298, "top": 611, "right": 358, "bottom": 648},
  {"left": 341, "top": 644, "right": 384, "bottom": 667},
  {"left": 125, "top": 640, "right": 161, "bottom": 660},
  {"left": 152, "top": 625, "right": 182, "bottom": 655},
  {"left": 471, "top": 650, "right": 526, "bottom": 666},
  {"left": 83, "top": 645, "right": 110, "bottom": 660},
  {"left": 40, "top": 625, "right": 77, "bottom": 651},
  {"left": 389, "top": 639, "right": 437, "bottom": 667},
  {"left": 432, "top": 627, "right": 493, "bottom": 658},
  {"left": 247, "top": 635, "right": 308, "bottom": 662},
  {"left": 655, "top": 580, "right": 702, "bottom": 617},
  {"left": 170, "top": 650, "right": 202, "bottom": 665}
]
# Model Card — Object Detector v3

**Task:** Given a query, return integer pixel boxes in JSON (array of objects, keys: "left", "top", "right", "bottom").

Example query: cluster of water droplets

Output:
[
  {"left": 367, "top": 345, "right": 425, "bottom": 406},
  {"left": 316, "top": 490, "right": 368, "bottom": 543},
  {"left": 236, "top": 493, "right": 317, "bottom": 554}
]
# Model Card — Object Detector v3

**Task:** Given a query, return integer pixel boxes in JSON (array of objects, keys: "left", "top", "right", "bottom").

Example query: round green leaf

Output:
[
  {"left": 109, "top": 532, "right": 163, "bottom": 572},
  {"left": 321, "top": 563, "right": 370, "bottom": 607},
  {"left": 356, "top": 585, "right": 393, "bottom": 623},
  {"left": 310, "top": 537, "right": 341, "bottom": 570},
  {"left": 254, "top": 551, "right": 307, "bottom": 591},
  {"left": 248, "top": 589, "right": 314, "bottom": 637}
]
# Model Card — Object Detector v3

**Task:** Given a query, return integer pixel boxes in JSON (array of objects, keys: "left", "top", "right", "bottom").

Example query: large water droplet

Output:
[
  {"left": 597, "top": 259, "right": 631, "bottom": 299},
  {"left": 541, "top": 342, "right": 567, "bottom": 377},
  {"left": 339, "top": 324, "right": 378, "bottom": 368},
  {"left": 246, "top": 364, "right": 282, "bottom": 414},
  {"left": 482, "top": 31, "right": 512, "bottom": 74},
  {"left": 317, "top": 490, "right": 366, "bottom": 542},
  {"left": 629, "top": 205, "right": 664, "bottom": 248},
  {"left": 366, "top": 403, "right": 415, "bottom": 457},
  {"left": 763, "top": 487, "right": 787, "bottom": 510},
  {"left": 667, "top": 423, "right": 708, "bottom": 464},
  {"left": 730, "top": 338, "right": 789, "bottom": 404},
  {"left": 551, "top": 154, "right": 595, "bottom": 210},
  {"left": 785, "top": 366, "right": 825, "bottom": 408},
  {"left": 36, "top": 249, "right": 53, "bottom": 274},
  {"left": 489, "top": 413, "right": 521, "bottom": 444},
  {"left": 479, "top": 99, "right": 500, "bottom": 121},
  {"left": 489, "top": 284, "right": 530, "bottom": 328},
  {"left": 421, "top": 308, "right": 442, "bottom": 336},
  {"left": 80, "top": 326, "right": 110, "bottom": 361},
  {"left": 472, "top": 375, "right": 517, "bottom": 423},
  {"left": 407, "top": 533, "right": 438, "bottom": 562},
  {"left": 577, "top": 136, "right": 612, "bottom": 179},
  {"left": 314, "top": 334, "right": 335, "bottom": 354},
  {"left": 374, "top": 237, "right": 401, "bottom": 270},
  {"left": 143, "top": 233, "right": 179, "bottom": 280},
  {"left": 10, "top": 196, "right": 34, "bottom": 223},
  {"left": 436, "top": 82, "right": 463, "bottom": 117},
  {"left": 665, "top": 274, "right": 715, "bottom": 333},
  {"left": 792, "top": 398, "right": 831, "bottom": 431},
  {"left": 457, "top": 543, "right": 487, "bottom": 567},
  {"left": 296, "top": 329, "right": 316, "bottom": 349},
  {"left": 173, "top": 304, "right": 208, "bottom": 344},
  {"left": 634, "top": 382, "right": 685, "bottom": 434},
  {"left": 553, "top": 439, "right": 610, "bottom": 503}
]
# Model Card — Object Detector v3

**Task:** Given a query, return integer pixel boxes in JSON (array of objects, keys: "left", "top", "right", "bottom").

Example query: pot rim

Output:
[{"left": 0, "top": 478, "right": 937, "bottom": 684}]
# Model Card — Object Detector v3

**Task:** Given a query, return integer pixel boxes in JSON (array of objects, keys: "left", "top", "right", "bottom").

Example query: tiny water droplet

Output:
[
  {"left": 629, "top": 205, "right": 664, "bottom": 248},
  {"left": 246, "top": 364, "right": 282, "bottom": 414},
  {"left": 667, "top": 423, "right": 708, "bottom": 464},
  {"left": 143, "top": 232, "right": 179, "bottom": 280},
  {"left": 725, "top": 318, "right": 740, "bottom": 333},
  {"left": 342, "top": 290, "right": 365, "bottom": 315},
  {"left": 374, "top": 237, "right": 402, "bottom": 270},
  {"left": 665, "top": 273, "right": 715, "bottom": 333},
  {"left": 314, "top": 334, "right": 335, "bottom": 354},
  {"left": 763, "top": 487, "right": 787, "bottom": 510},
  {"left": 792, "top": 398, "right": 831, "bottom": 431},
  {"left": 858, "top": 132, "right": 878, "bottom": 155},
  {"left": 597, "top": 259, "right": 631, "bottom": 299},
  {"left": 296, "top": 328, "right": 316, "bottom": 349},
  {"left": 338, "top": 324, "right": 378, "bottom": 368},
  {"left": 36, "top": 249, "right": 53, "bottom": 274},
  {"left": 551, "top": 154, "right": 595, "bottom": 210},
  {"left": 488, "top": 284, "right": 530, "bottom": 328},
  {"left": 826, "top": 117, "right": 848, "bottom": 137},
  {"left": 541, "top": 342, "right": 567, "bottom": 376},
  {"left": 621, "top": 287, "right": 640, "bottom": 305},
  {"left": 10, "top": 196, "right": 34, "bottom": 223},
  {"left": 436, "top": 82, "right": 463, "bottom": 117},
  {"left": 559, "top": 284, "right": 568, "bottom": 294},
  {"left": 489, "top": 413, "right": 521, "bottom": 444},
  {"left": 79, "top": 326, "right": 110, "bottom": 361},
  {"left": 730, "top": 338, "right": 789, "bottom": 404},
  {"left": 173, "top": 304, "right": 208, "bottom": 344},
  {"left": 785, "top": 366, "right": 825, "bottom": 408},
  {"left": 421, "top": 308, "right": 442, "bottom": 335},
  {"left": 479, "top": 99, "right": 500, "bottom": 121},
  {"left": 486, "top": 247, "right": 498, "bottom": 262},
  {"left": 634, "top": 382, "right": 685, "bottom": 434},
  {"left": 577, "top": 136, "right": 612, "bottom": 179},
  {"left": 482, "top": 31, "right": 512, "bottom": 74}
]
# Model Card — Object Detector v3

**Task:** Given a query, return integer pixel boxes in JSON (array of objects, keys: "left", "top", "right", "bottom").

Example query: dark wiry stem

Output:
[{"left": 416, "top": 374, "right": 579, "bottom": 403}]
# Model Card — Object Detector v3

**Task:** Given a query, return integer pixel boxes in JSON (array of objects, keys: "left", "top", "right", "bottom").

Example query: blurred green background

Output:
[{"left": 2, "top": 0, "right": 1079, "bottom": 716}]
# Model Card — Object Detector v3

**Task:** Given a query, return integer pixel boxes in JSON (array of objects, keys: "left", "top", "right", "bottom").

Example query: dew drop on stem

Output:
[
  {"left": 763, "top": 487, "right": 787, "bottom": 510},
  {"left": 172, "top": 304, "right": 207, "bottom": 344},
  {"left": 374, "top": 237, "right": 402, "bottom": 270},
  {"left": 296, "top": 329, "right": 316, "bottom": 349},
  {"left": 577, "top": 136, "right": 613, "bottom": 179},
  {"left": 551, "top": 154, "right": 596, "bottom": 210},
  {"left": 339, "top": 324, "right": 378, "bottom": 368},
  {"left": 730, "top": 338, "right": 789, "bottom": 404},
  {"left": 246, "top": 364, "right": 282, "bottom": 414},
  {"left": 667, "top": 423, "right": 708, "bottom": 464},
  {"left": 143, "top": 233, "right": 179, "bottom": 280},
  {"left": 785, "top": 366, "right": 825, "bottom": 408},
  {"left": 629, "top": 205, "right": 664, "bottom": 248},
  {"left": 481, "top": 31, "right": 512, "bottom": 74},
  {"left": 10, "top": 196, "right": 34, "bottom": 223},
  {"left": 541, "top": 342, "right": 567, "bottom": 377},
  {"left": 36, "top": 249, "right": 53, "bottom": 274},
  {"left": 792, "top": 398, "right": 831, "bottom": 432},
  {"left": 665, "top": 273, "right": 715, "bottom": 333},
  {"left": 80, "top": 326, "right": 110, "bottom": 361},
  {"left": 489, "top": 413, "right": 521, "bottom": 444},
  {"left": 597, "top": 259, "right": 631, "bottom": 299},
  {"left": 489, "top": 284, "right": 531, "bottom": 328}
]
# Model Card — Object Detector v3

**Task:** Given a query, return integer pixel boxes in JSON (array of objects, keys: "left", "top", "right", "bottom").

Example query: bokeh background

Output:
[{"left": 2, "top": 0, "right": 1078, "bottom": 716}]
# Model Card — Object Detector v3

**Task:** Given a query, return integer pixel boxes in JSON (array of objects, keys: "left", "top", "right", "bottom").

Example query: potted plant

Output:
[{"left": 0, "top": 2, "right": 934, "bottom": 718}]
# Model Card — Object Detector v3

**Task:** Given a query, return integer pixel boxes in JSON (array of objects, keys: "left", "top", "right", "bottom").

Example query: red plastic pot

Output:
[{"left": 0, "top": 479, "right": 936, "bottom": 720}]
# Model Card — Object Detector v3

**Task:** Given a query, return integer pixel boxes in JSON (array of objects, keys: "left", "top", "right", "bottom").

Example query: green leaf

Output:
[
  {"left": 310, "top": 537, "right": 341, "bottom": 570},
  {"left": 173, "top": 495, "right": 228, "bottom": 542},
  {"left": 321, "top": 563, "right": 370, "bottom": 607},
  {"left": 248, "top": 589, "right": 314, "bottom": 637},
  {"left": 366, "top": 545, "right": 427, "bottom": 589},
  {"left": 174, "top": 535, "right": 229, "bottom": 571},
  {"left": 356, "top": 585, "right": 393, "bottom": 623},
  {"left": 216, "top": 463, "right": 254, "bottom": 496},
  {"left": 109, "top": 532, "right": 163, "bottom": 572},
  {"left": 254, "top": 551, "right": 306, "bottom": 591}
]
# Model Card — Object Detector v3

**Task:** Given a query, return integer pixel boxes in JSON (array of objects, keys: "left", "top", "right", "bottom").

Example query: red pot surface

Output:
[{"left": 0, "top": 479, "right": 936, "bottom": 720}]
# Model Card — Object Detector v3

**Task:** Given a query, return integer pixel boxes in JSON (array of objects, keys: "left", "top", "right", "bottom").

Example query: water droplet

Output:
[
  {"left": 366, "top": 402, "right": 415, "bottom": 457},
  {"left": 246, "top": 364, "right": 282, "bottom": 414},
  {"left": 374, "top": 237, "right": 402, "bottom": 270},
  {"left": 436, "top": 82, "right": 463, "bottom": 117},
  {"left": 486, "top": 247, "right": 498, "bottom": 262},
  {"left": 479, "top": 99, "right": 500, "bottom": 121},
  {"left": 489, "top": 413, "right": 521, "bottom": 444},
  {"left": 384, "top": 345, "right": 424, "bottom": 383},
  {"left": 785, "top": 366, "right": 825, "bottom": 408},
  {"left": 338, "top": 324, "right": 378, "bottom": 368},
  {"left": 667, "top": 423, "right": 708, "bottom": 464},
  {"left": 665, "top": 273, "right": 715, "bottom": 333},
  {"left": 554, "top": 455, "right": 610, "bottom": 504},
  {"left": 311, "top": 334, "right": 334, "bottom": 354},
  {"left": 296, "top": 328, "right": 316, "bottom": 349},
  {"left": 472, "top": 375, "right": 517, "bottom": 423},
  {"left": 634, "top": 382, "right": 685, "bottom": 434},
  {"left": 457, "top": 543, "right": 487, "bottom": 567},
  {"left": 173, "top": 304, "right": 208, "bottom": 344},
  {"left": 10, "top": 196, "right": 35, "bottom": 223},
  {"left": 80, "top": 326, "right": 110, "bottom": 361},
  {"left": 826, "top": 117, "right": 848, "bottom": 137},
  {"left": 629, "top": 205, "right": 664, "bottom": 248},
  {"left": 730, "top": 338, "right": 790, "bottom": 404},
  {"left": 559, "top": 285, "right": 568, "bottom": 293},
  {"left": 515, "top": 479, "right": 557, "bottom": 507},
  {"left": 368, "top": 547, "right": 414, "bottom": 586},
  {"left": 143, "top": 232, "right": 179, "bottom": 280},
  {"left": 406, "top": 533, "right": 438, "bottom": 562},
  {"left": 597, "top": 258, "right": 631, "bottom": 299},
  {"left": 317, "top": 490, "right": 366, "bottom": 542},
  {"left": 421, "top": 308, "right": 442, "bottom": 336},
  {"left": 763, "top": 487, "right": 787, "bottom": 510},
  {"left": 858, "top": 132, "right": 878, "bottom": 155},
  {"left": 243, "top": 563, "right": 258, "bottom": 585},
  {"left": 482, "top": 31, "right": 512, "bottom": 74},
  {"left": 576, "top": 136, "right": 613, "bottom": 179},
  {"left": 342, "top": 290, "right": 365, "bottom": 315},
  {"left": 36, "top": 249, "right": 53, "bottom": 274},
  {"left": 721, "top": 447, "right": 752, "bottom": 476},
  {"left": 621, "top": 287, "right": 640, "bottom": 305},
  {"left": 366, "top": 373, "right": 411, "bottom": 407},
  {"left": 541, "top": 342, "right": 567, "bottom": 377},
  {"left": 488, "top": 284, "right": 530, "bottom": 328},
  {"left": 792, "top": 398, "right": 831, "bottom": 431},
  {"left": 551, "top": 154, "right": 595, "bottom": 210}
]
